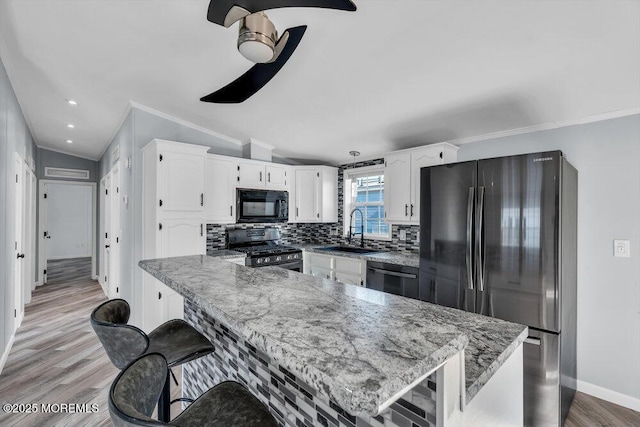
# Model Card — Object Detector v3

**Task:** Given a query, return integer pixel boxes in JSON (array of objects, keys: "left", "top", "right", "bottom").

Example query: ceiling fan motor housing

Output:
[{"left": 237, "top": 12, "right": 278, "bottom": 63}]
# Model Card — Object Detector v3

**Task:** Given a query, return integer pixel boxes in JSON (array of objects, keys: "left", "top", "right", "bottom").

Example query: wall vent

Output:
[{"left": 44, "top": 167, "right": 90, "bottom": 180}]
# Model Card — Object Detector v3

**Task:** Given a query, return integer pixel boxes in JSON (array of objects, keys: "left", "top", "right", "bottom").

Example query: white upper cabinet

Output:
[
  {"left": 206, "top": 155, "right": 236, "bottom": 223},
  {"left": 237, "top": 161, "right": 266, "bottom": 188},
  {"left": 237, "top": 160, "right": 290, "bottom": 190},
  {"left": 384, "top": 152, "right": 412, "bottom": 223},
  {"left": 265, "top": 164, "right": 288, "bottom": 188},
  {"left": 157, "top": 145, "right": 206, "bottom": 213},
  {"left": 291, "top": 166, "right": 337, "bottom": 223},
  {"left": 384, "top": 143, "right": 458, "bottom": 224}
]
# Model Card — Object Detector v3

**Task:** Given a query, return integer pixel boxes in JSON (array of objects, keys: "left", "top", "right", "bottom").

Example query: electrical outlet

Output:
[{"left": 398, "top": 230, "right": 407, "bottom": 241}]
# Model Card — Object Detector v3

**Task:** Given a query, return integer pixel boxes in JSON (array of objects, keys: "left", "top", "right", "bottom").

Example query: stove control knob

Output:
[
  {"left": 276, "top": 256, "right": 281, "bottom": 261},
  {"left": 256, "top": 258, "right": 262, "bottom": 264},
  {"left": 264, "top": 257, "right": 270, "bottom": 263},
  {"left": 293, "top": 253, "right": 299, "bottom": 259},
  {"left": 287, "top": 254, "right": 292, "bottom": 260}
]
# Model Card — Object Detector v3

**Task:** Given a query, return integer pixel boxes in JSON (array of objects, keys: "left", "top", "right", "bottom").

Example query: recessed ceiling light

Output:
[
  {"left": 66, "top": 123, "right": 75, "bottom": 128},
  {"left": 66, "top": 99, "right": 77, "bottom": 106},
  {"left": 66, "top": 139, "right": 73, "bottom": 144}
]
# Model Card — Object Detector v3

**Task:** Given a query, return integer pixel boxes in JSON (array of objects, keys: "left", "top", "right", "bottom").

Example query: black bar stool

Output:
[
  {"left": 91, "top": 299, "right": 214, "bottom": 421},
  {"left": 109, "top": 353, "right": 278, "bottom": 427}
]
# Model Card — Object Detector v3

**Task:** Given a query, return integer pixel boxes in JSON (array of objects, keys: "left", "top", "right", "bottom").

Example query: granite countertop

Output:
[
  {"left": 139, "top": 255, "right": 527, "bottom": 414},
  {"left": 299, "top": 244, "right": 420, "bottom": 268},
  {"left": 206, "top": 249, "right": 246, "bottom": 259}
]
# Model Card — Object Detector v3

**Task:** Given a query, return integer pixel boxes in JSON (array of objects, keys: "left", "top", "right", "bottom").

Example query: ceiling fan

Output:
[{"left": 200, "top": 0, "right": 357, "bottom": 104}]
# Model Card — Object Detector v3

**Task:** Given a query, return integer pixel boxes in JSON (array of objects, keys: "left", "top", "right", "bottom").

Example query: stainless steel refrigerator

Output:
[{"left": 418, "top": 151, "right": 577, "bottom": 426}]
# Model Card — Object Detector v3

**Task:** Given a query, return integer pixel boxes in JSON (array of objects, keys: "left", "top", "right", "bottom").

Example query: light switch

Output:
[{"left": 614, "top": 240, "right": 630, "bottom": 257}]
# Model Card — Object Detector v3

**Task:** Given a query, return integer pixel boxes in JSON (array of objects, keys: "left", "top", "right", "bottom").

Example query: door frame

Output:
[
  {"left": 22, "top": 165, "right": 37, "bottom": 304},
  {"left": 38, "top": 179, "right": 97, "bottom": 285}
]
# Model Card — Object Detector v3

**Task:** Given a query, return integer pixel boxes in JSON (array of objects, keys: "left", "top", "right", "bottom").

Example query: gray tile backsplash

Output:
[{"left": 207, "top": 159, "right": 420, "bottom": 252}]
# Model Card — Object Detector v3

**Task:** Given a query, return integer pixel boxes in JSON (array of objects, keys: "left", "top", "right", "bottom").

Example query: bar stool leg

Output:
[{"left": 158, "top": 373, "right": 171, "bottom": 422}]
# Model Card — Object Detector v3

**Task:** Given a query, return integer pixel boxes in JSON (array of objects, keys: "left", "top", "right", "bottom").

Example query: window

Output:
[{"left": 343, "top": 165, "right": 391, "bottom": 240}]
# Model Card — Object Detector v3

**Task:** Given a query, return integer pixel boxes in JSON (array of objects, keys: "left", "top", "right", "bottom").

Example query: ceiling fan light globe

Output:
[{"left": 238, "top": 39, "right": 274, "bottom": 63}]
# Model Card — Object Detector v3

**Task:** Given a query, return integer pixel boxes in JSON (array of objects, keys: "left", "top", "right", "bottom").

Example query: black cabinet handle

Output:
[
  {"left": 17, "top": 253, "right": 25, "bottom": 259},
  {"left": 268, "top": 172, "right": 271, "bottom": 182},
  {"left": 259, "top": 171, "right": 263, "bottom": 182},
  {"left": 158, "top": 292, "right": 162, "bottom": 300},
  {"left": 200, "top": 193, "right": 204, "bottom": 206},
  {"left": 105, "top": 245, "right": 110, "bottom": 249},
  {"left": 405, "top": 204, "right": 408, "bottom": 216},
  {"left": 200, "top": 224, "right": 203, "bottom": 236},
  {"left": 410, "top": 204, "right": 414, "bottom": 216},
  {"left": 230, "top": 205, "right": 233, "bottom": 216}
]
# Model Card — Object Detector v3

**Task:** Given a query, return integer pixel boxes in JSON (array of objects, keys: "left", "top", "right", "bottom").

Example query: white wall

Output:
[
  {"left": 44, "top": 183, "right": 92, "bottom": 259},
  {"left": 457, "top": 114, "right": 640, "bottom": 410}
]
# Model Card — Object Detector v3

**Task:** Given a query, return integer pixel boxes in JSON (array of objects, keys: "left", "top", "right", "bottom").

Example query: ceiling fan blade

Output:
[
  {"left": 200, "top": 26, "right": 307, "bottom": 104},
  {"left": 207, "top": 0, "right": 356, "bottom": 27}
]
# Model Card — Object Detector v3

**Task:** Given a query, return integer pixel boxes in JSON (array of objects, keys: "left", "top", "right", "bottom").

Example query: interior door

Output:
[
  {"left": 103, "top": 174, "right": 112, "bottom": 288},
  {"left": 13, "top": 154, "right": 25, "bottom": 329},
  {"left": 418, "top": 161, "right": 477, "bottom": 312},
  {"left": 109, "top": 164, "right": 121, "bottom": 297},
  {"left": 476, "top": 152, "right": 561, "bottom": 331}
]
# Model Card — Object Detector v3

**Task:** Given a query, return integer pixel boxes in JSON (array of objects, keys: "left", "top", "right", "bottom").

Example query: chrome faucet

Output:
[{"left": 348, "top": 208, "right": 365, "bottom": 248}]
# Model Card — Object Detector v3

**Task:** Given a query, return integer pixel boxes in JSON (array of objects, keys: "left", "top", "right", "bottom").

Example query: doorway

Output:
[{"left": 38, "top": 180, "right": 96, "bottom": 286}]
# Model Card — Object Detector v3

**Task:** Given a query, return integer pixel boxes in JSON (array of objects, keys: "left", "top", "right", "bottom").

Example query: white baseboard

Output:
[
  {"left": 0, "top": 333, "right": 16, "bottom": 376},
  {"left": 577, "top": 379, "right": 640, "bottom": 412}
]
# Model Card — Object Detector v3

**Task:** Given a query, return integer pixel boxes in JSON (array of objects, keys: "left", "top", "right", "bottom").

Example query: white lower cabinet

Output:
[{"left": 304, "top": 251, "right": 366, "bottom": 287}]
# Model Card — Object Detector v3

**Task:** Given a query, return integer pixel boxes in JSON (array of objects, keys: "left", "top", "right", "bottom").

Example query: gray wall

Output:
[
  {"left": 457, "top": 114, "right": 640, "bottom": 407},
  {"left": 0, "top": 55, "right": 37, "bottom": 364},
  {"left": 36, "top": 147, "right": 97, "bottom": 182},
  {"left": 98, "top": 108, "right": 243, "bottom": 327}
]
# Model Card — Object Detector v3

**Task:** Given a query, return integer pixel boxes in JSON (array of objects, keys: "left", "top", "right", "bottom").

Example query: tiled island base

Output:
[{"left": 183, "top": 301, "right": 438, "bottom": 427}]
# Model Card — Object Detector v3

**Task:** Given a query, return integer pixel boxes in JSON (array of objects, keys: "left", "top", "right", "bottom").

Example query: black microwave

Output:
[{"left": 236, "top": 189, "right": 288, "bottom": 223}]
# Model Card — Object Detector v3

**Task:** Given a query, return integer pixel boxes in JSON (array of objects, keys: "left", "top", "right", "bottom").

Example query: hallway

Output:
[{"left": 0, "top": 274, "right": 115, "bottom": 426}]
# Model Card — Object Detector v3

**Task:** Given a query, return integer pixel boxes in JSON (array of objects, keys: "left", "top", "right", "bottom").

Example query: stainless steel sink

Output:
[{"left": 315, "top": 246, "right": 381, "bottom": 255}]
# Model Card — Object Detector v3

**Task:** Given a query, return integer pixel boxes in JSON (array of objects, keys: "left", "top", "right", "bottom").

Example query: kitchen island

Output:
[{"left": 140, "top": 255, "right": 527, "bottom": 426}]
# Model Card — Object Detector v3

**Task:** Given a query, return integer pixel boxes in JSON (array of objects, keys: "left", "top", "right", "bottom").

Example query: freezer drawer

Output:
[{"left": 524, "top": 329, "right": 565, "bottom": 427}]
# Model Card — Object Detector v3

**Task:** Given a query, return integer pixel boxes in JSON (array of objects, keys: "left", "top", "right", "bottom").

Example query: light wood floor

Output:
[{"left": 1, "top": 274, "right": 638, "bottom": 426}]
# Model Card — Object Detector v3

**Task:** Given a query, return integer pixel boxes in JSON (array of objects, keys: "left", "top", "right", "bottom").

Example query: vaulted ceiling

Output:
[{"left": 1, "top": 0, "right": 638, "bottom": 163}]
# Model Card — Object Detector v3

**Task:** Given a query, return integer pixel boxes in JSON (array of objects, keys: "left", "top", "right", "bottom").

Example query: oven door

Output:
[{"left": 237, "top": 189, "right": 288, "bottom": 223}]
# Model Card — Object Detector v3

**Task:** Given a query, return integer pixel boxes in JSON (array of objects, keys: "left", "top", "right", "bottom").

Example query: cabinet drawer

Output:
[
  {"left": 310, "top": 267, "right": 332, "bottom": 281},
  {"left": 308, "top": 254, "right": 333, "bottom": 270},
  {"left": 335, "top": 257, "right": 363, "bottom": 275}
]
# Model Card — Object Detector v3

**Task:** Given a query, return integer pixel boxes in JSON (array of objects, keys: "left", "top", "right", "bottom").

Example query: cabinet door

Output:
[
  {"left": 410, "top": 147, "right": 444, "bottom": 223},
  {"left": 335, "top": 271, "right": 364, "bottom": 287},
  {"left": 238, "top": 161, "right": 265, "bottom": 188},
  {"left": 158, "top": 150, "right": 205, "bottom": 212},
  {"left": 265, "top": 165, "right": 288, "bottom": 189},
  {"left": 159, "top": 219, "right": 206, "bottom": 257},
  {"left": 294, "top": 169, "right": 319, "bottom": 222},
  {"left": 310, "top": 266, "right": 333, "bottom": 281},
  {"left": 143, "top": 277, "right": 164, "bottom": 332},
  {"left": 206, "top": 156, "right": 236, "bottom": 223},
  {"left": 384, "top": 152, "right": 411, "bottom": 223}
]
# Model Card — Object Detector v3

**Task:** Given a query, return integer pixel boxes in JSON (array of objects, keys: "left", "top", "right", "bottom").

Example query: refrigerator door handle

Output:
[
  {"left": 476, "top": 186, "right": 485, "bottom": 292},
  {"left": 466, "top": 187, "right": 475, "bottom": 290},
  {"left": 525, "top": 337, "right": 541, "bottom": 346}
]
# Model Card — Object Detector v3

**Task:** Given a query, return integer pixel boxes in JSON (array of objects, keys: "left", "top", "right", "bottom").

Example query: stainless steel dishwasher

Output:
[{"left": 366, "top": 261, "right": 419, "bottom": 299}]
